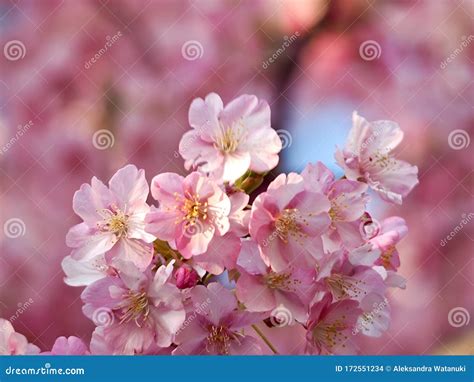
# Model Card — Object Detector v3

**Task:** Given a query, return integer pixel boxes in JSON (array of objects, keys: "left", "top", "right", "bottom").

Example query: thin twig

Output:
[{"left": 251, "top": 324, "right": 279, "bottom": 354}]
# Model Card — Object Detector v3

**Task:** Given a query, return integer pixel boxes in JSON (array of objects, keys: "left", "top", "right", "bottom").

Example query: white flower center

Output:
[
  {"left": 213, "top": 122, "right": 244, "bottom": 154},
  {"left": 97, "top": 206, "right": 129, "bottom": 237}
]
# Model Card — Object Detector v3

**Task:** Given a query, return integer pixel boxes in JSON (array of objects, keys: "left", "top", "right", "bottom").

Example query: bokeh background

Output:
[{"left": 0, "top": 0, "right": 472, "bottom": 355}]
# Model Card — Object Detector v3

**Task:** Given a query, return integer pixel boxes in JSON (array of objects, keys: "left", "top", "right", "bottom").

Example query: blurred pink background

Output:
[{"left": 0, "top": 0, "right": 472, "bottom": 354}]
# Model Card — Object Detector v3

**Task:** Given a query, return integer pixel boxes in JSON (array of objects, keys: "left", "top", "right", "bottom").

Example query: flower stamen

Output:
[
  {"left": 206, "top": 325, "right": 241, "bottom": 355},
  {"left": 119, "top": 290, "right": 150, "bottom": 327}
]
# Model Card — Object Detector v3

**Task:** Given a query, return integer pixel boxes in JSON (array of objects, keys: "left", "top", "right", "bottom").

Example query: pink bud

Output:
[{"left": 174, "top": 265, "right": 199, "bottom": 289}]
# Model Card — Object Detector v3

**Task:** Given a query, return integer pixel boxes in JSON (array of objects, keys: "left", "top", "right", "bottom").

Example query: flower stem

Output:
[{"left": 251, "top": 324, "right": 279, "bottom": 354}]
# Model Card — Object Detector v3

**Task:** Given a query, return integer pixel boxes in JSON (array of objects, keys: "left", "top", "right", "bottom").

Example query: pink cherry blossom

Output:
[
  {"left": 335, "top": 112, "right": 418, "bottom": 204},
  {"left": 173, "top": 283, "right": 263, "bottom": 355},
  {"left": 306, "top": 294, "right": 362, "bottom": 355},
  {"left": 66, "top": 165, "right": 156, "bottom": 271},
  {"left": 301, "top": 162, "right": 369, "bottom": 251},
  {"left": 145, "top": 171, "right": 231, "bottom": 258},
  {"left": 54, "top": 95, "right": 415, "bottom": 356},
  {"left": 184, "top": 190, "right": 251, "bottom": 274},
  {"left": 227, "top": 191, "right": 251, "bottom": 237},
  {"left": 236, "top": 240, "right": 315, "bottom": 323},
  {"left": 354, "top": 294, "right": 391, "bottom": 338},
  {"left": 249, "top": 173, "right": 331, "bottom": 272},
  {"left": 43, "top": 336, "right": 89, "bottom": 355},
  {"left": 90, "top": 327, "right": 172, "bottom": 355},
  {"left": 81, "top": 262, "right": 185, "bottom": 354},
  {"left": 0, "top": 319, "right": 39, "bottom": 355},
  {"left": 369, "top": 217, "right": 408, "bottom": 271},
  {"left": 315, "top": 249, "right": 386, "bottom": 304},
  {"left": 179, "top": 93, "right": 282, "bottom": 183}
]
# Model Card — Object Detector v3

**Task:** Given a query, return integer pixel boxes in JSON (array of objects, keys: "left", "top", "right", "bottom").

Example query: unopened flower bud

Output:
[{"left": 174, "top": 265, "right": 199, "bottom": 289}]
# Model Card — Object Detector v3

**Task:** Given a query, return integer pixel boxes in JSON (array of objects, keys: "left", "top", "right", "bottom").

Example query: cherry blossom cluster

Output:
[{"left": 1, "top": 93, "right": 418, "bottom": 355}]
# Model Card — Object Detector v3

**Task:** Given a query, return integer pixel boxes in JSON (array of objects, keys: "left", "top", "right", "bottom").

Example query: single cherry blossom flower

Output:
[
  {"left": 173, "top": 283, "right": 263, "bottom": 355},
  {"left": 301, "top": 162, "right": 369, "bottom": 251},
  {"left": 369, "top": 217, "right": 408, "bottom": 271},
  {"left": 145, "top": 171, "right": 231, "bottom": 259},
  {"left": 236, "top": 240, "right": 315, "bottom": 323},
  {"left": 306, "top": 294, "right": 361, "bottom": 355},
  {"left": 81, "top": 261, "right": 185, "bottom": 354},
  {"left": 0, "top": 319, "right": 39, "bottom": 355},
  {"left": 184, "top": 191, "right": 250, "bottom": 275},
  {"left": 66, "top": 165, "right": 156, "bottom": 271},
  {"left": 335, "top": 112, "right": 418, "bottom": 204},
  {"left": 179, "top": 93, "right": 282, "bottom": 183},
  {"left": 317, "top": 251, "right": 387, "bottom": 303},
  {"left": 249, "top": 173, "right": 331, "bottom": 272},
  {"left": 43, "top": 336, "right": 89, "bottom": 355}
]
